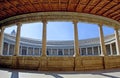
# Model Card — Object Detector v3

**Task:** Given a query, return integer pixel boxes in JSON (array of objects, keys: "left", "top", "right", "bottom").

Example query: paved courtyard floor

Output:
[{"left": 0, "top": 68, "right": 120, "bottom": 78}]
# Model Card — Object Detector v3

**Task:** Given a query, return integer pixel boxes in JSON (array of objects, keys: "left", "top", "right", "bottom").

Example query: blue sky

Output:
[{"left": 4, "top": 22, "right": 114, "bottom": 40}]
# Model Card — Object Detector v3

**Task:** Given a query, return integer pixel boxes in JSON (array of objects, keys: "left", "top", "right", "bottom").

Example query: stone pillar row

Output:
[{"left": 0, "top": 21, "right": 120, "bottom": 56}]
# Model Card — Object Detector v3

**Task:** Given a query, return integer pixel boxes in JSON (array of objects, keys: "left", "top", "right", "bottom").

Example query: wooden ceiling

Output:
[{"left": 0, "top": 0, "right": 120, "bottom": 23}]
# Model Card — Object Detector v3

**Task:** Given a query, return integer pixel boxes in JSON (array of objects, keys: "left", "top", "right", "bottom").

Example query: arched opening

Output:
[
  {"left": 103, "top": 26, "right": 115, "bottom": 55},
  {"left": 4, "top": 26, "right": 17, "bottom": 55},
  {"left": 46, "top": 22, "right": 74, "bottom": 56},
  {"left": 78, "top": 22, "right": 99, "bottom": 56},
  {"left": 20, "top": 22, "right": 43, "bottom": 56}
]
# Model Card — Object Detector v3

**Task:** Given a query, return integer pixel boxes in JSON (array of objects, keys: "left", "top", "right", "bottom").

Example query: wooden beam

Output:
[
  {"left": 89, "top": 0, "right": 101, "bottom": 13},
  {"left": 82, "top": 0, "right": 91, "bottom": 12},
  {"left": 101, "top": 2, "right": 118, "bottom": 15},
  {"left": 96, "top": 0, "right": 112, "bottom": 14}
]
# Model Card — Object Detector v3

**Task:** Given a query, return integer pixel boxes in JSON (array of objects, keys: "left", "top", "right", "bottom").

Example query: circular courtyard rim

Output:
[
  {"left": 0, "top": 12, "right": 120, "bottom": 71},
  {"left": 0, "top": 0, "right": 120, "bottom": 71}
]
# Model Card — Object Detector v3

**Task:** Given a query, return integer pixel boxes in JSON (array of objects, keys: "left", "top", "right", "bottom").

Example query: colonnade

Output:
[
  {"left": 2, "top": 42, "right": 117, "bottom": 56},
  {"left": 0, "top": 20, "right": 120, "bottom": 57}
]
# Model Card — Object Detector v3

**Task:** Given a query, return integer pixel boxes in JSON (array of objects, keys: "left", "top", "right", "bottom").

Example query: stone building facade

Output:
[{"left": 3, "top": 32, "right": 117, "bottom": 56}]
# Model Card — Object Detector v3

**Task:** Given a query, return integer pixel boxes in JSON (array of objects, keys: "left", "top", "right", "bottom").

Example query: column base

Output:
[
  {"left": 38, "top": 56, "right": 47, "bottom": 71},
  {"left": 11, "top": 56, "right": 18, "bottom": 69}
]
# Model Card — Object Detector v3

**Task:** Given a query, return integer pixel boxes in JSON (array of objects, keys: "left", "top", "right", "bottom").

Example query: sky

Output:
[{"left": 4, "top": 22, "right": 114, "bottom": 40}]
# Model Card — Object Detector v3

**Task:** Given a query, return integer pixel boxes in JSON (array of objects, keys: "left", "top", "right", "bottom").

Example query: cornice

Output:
[{"left": 0, "top": 12, "right": 119, "bottom": 28}]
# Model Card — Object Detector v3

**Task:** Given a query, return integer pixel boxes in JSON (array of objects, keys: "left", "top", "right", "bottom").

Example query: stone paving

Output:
[{"left": 0, "top": 68, "right": 120, "bottom": 78}]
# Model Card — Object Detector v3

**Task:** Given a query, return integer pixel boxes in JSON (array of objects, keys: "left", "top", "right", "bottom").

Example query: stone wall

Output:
[
  {"left": 104, "top": 56, "right": 120, "bottom": 69},
  {"left": 46, "top": 57, "right": 74, "bottom": 71},
  {"left": 0, "top": 56, "right": 12, "bottom": 68},
  {"left": 75, "top": 56, "right": 104, "bottom": 71},
  {"left": 0, "top": 56, "right": 120, "bottom": 71},
  {"left": 17, "top": 56, "right": 40, "bottom": 70}
]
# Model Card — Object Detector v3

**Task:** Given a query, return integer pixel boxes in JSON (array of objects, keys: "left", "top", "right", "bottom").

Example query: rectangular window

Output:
[
  {"left": 39, "top": 48, "right": 42, "bottom": 55},
  {"left": 87, "top": 47, "right": 92, "bottom": 55},
  {"left": 106, "top": 45, "right": 111, "bottom": 55},
  {"left": 64, "top": 49, "right": 69, "bottom": 55},
  {"left": 58, "top": 49, "right": 63, "bottom": 55},
  {"left": 9, "top": 44, "right": 14, "bottom": 55},
  {"left": 52, "top": 49, "right": 57, "bottom": 55},
  {"left": 70, "top": 48, "right": 74, "bottom": 55},
  {"left": 94, "top": 46, "right": 98, "bottom": 55},
  {"left": 81, "top": 48, "right": 86, "bottom": 55},
  {"left": 34, "top": 48, "right": 39, "bottom": 56},
  {"left": 47, "top": 49, "right": 51, "bottom": 55},
  {"left": 3, "top": 42, "right": 8, "bottom": 55},
  {"left": 28, "top": 47, "right": 33, "bottom": 55},
  {"left": 112, "top": 43, "right": 117, "bottom": 55},
  {"left": 22, "top": 46, "right": 27, "bottom": 55}
]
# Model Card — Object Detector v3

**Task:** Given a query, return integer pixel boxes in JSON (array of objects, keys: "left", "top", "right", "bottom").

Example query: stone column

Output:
[
  {"left": 33, "top": 47, "right": 35, "bottom": 55},
  {"left": 51, "top": 48, "right": 53, "bottom": 55},
  {"left": 86, "top": 48, "right": 88, "bottom": 55},
  {"left": 14, "top": 22, "right": 22, "bottom": 56},
  {"left": 39, "top": 48, "right": 41, "bottom": 55},
  {"left": 39, "top": 20, "right": 48, "bottom": 70},
  {"left": 73, "top": 20, "right": 80, "bottom": 57},
  {"left": 26, "top": 47, "right": 28, "bottom": 55},
  {"left": 41, "top": 20, "right": 47, "bottom": 57},
  {"left": 98, "top": 46, "right": 100, "bottom": 55},
  {"left": 114, "top": 28, "right": 120, "bottom": 55},
  {"left": 57, "top": 49, "right": 58, "bottom": 56},
  {"left": 98, "top": 24, "right": 107, "bottom": 56},
  {"left": 7, "top": 43, "right": 10, "bottom": 55},
  {"left": 0, "top": 27, "right": 5, "bottom": 56},
  {"left": 92, "top": 47, "right": 94, "bottom": 55},
  {"left": 110, "top": 44, "right": 113, "bottom": 55},
  {"left": 20, "top": 46, "right": 22, "bottom": 55}
]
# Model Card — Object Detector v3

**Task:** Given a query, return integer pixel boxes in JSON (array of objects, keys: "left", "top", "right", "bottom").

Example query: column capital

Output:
[
  {"left": 114, "top": 26, "right": 119, "bottom": 30},
  {"left": 42, "top": 19, "right": 47, "bottom": 24},
  {"left": 16, "top": 22, "right": 22, "bottom": 27},
  {"left": 98, "top": 23, "right": 103, "bottom": 27},
  {"left": 73, "top": 20, "right": 78, "bottom": 24},
  {"left": 0, "top": 26, "right": 5, "bottom": 31}
]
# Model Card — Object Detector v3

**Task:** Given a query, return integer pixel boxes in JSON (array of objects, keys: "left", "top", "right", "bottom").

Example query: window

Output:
[
  {"left": 93, "top": 46, "right": 98, "bottom": 55},
  {"left": 81, "top": 48, "right": 86, "bottom": 55},
  {"left": 9, "top": 44, "right": 14, "bottom": 55},
  {"left": 34, "top": 48, "right": 39, "bottom": 55},
  {"left": 87, "top": 47, "right": 92, "bottom": 55},
  {"left": 3, "top": 42, "right": 8, "bottom": 55},
  {"left": 58, "top": 49, "right": 63, "bottom": 55},
  {"left": 112, "top": 43, "right": 117, "bottom": 55},
  {"left": 70, "top": 48, "right": 74, "bottom": 55},
  {"left": 22, "top": 46, "right": 27, "bottom": 55},
  {"left": 52, "top": 49, "right": 57, "bottom": 55},
  {"left": 106, "top": 45, "right": 111, "bottom": 55},
  {"left": 64, "top": 49, "right": 69, "bottom": 55},
  {"left": 28, "top": 47, "right": 33, "bottom": 55},
  {"left": 39, "top": 48, "right": 42, "bottom": 55},
  {"left": 47, "top": 49, "right": 51, "bottom": 55}
]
